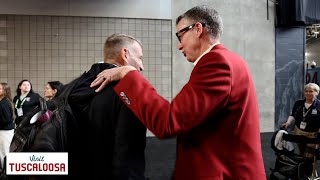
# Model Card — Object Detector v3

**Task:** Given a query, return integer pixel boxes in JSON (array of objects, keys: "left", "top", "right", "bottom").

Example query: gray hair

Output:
[
  {"left": 305, "top": 83, "right": 320, "bottom": 94},
  {"left": 176, "top": 5, "right": 223, "bottom": 40},
  {"left": 103, "top": 34, "right": 142, "bottom": 60}
]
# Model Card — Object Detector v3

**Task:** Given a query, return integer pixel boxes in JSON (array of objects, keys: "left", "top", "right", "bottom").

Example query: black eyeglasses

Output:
[{"left": 175, "top": 23, "right": 205, "bottom": 43}]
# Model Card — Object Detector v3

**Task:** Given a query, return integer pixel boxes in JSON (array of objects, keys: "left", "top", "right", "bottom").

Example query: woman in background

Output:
[
  {"left": 44, "top": 81, "right": 64, "bottom": 110},
  {"left": 13, "top": 79, "right": 41, "bottom": 125},
  {"left": 44, "top": 81, "right": 64, "bottom": 100},
  {"left": 282, "top": 83, "right": 320, "bottom": 158},
  {"left": 0, "top": 82, "right": 15, "bottom": 171}
]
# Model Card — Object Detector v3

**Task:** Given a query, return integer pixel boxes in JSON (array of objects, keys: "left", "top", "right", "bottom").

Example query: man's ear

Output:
[
  {"left": 196, "top": 22, "right": 204, "bottom": 38},
  {"left": 120, "top": 48, "right": 129, "bottom": 64}
]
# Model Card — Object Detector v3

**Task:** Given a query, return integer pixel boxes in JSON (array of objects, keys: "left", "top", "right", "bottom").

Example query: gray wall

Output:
[
  {"left": 0, "top": 16, "right": 172, "bottom": 103},
  {"left": 0, "top": 0, "right": 171, "bottom": 19},
  {"left": 0, "top": 0, "right": 276, "bottom": 132}
]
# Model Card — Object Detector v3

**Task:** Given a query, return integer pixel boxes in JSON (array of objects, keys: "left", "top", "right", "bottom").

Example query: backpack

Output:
[{"left": 9, "top": 73, "right": 83, "bottom": 153}]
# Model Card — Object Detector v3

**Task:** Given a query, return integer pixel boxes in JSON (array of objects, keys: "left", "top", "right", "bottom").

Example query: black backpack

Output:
[{"left": 10, "top": 74, "right": 83, "bottom": 153}]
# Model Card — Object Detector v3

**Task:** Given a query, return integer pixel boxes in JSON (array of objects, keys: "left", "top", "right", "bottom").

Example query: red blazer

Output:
[{"left": 114, "top": 44, "right": 266, "bottom": 180}]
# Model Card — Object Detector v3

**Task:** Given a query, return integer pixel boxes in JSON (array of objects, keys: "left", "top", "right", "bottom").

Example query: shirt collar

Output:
[{"left": 193, "top": 43, "right": 220, "bottom": 66}]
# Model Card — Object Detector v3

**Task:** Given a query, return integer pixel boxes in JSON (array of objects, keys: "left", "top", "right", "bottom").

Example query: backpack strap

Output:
[{"left": 39, "top": 97, "right": 47, "bottom": 111}]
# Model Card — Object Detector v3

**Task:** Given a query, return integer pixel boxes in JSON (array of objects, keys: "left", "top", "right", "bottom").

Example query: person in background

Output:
[
  {"left": 67, "top": 34, "right": 146, "bottom": 179},
  {"left": 282, "top": 83, "right": 320, "bottom": 158},
  {"left": 44, "top": 81, "right": 64, "bottom": 111},
  {"left": 0, "top": 82, "right": 15, "bottom": 172},
  {"left": 13, "top": 79, "right": 41, "bottom": 125},
  {"left": 91, "top": 5, "right": 266, "bottom": 179},
  {"left": 44, "top": 81, "right": 64, "bottom": 100}
]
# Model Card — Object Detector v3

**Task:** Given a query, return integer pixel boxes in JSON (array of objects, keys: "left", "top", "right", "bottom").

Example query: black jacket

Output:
[
  {"left": 13, "top": 92, "right": 41, "bottom": 125},
  {"left": 68, "top": 63, "right": 146, "bottom": 180},
  {"left": 0, "top": 98, "right": 15, "bottom": 130},
  {"left": 291, "top": 98, "right": 320, "bottom": 132}
]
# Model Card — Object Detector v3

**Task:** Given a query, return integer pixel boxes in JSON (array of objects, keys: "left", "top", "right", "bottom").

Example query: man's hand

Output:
[
  {"left": 282, "top": 122, "right": 289, "bottom": 129},
  {"left": 90, "top": 66, "right": 136, "bottom": 92}
]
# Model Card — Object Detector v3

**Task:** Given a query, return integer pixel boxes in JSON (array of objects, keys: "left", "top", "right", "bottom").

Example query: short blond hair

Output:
[
  {"left": 305, "top": 83, "right": 320, "bottom": 94},
  {"left": 103, "top": 34, "right": 142, "bottom": 61}
]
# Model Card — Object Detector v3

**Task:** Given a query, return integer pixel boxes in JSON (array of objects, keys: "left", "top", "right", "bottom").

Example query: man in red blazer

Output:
[{"left": 91, "top": 5, "right": 266, "bottom": 180}]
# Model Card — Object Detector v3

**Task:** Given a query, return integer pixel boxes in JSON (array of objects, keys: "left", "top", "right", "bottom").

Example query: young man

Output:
[
  {"left": 91, "top": 6, "right": 266, "bottom": 180},
  {"left": 68, "top": 34, "right": 146, "bottom": 180}
]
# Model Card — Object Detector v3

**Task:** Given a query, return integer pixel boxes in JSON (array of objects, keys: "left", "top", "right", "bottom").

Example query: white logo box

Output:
[{"left": 6, "top": 152, "right": 68, "bottom": 175}]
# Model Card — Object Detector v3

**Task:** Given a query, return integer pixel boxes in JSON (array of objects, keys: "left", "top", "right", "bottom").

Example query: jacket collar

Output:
[{"left": 193, "top": 43, "right": 221, "bottom": 66}]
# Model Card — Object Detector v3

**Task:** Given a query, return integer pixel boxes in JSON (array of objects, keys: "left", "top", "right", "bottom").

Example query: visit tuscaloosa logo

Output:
[{"left": 6, "top": 152, "right": 68, "bottom": 175}]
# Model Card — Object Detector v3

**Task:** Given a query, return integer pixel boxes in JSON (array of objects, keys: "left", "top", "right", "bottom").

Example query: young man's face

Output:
[{"left": 127, "top": 42, "right": 144, "bottom": 71}]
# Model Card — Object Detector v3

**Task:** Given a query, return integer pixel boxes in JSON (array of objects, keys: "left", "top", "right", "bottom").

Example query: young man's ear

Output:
[{"left": 120, "top": 48, "right": 129, "bottom": 64}]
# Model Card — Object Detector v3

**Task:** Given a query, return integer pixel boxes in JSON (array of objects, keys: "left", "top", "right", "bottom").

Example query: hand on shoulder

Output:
[{"left": 90, "top": 66, "right": 136, "bottom": 92}]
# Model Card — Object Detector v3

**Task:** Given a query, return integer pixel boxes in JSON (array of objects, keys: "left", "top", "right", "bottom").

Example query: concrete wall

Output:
[
  {"left": 0, "top": 0, "right": 171, "bottom": 19},
  {"left": 172, "top": 0, "right": 276, "bottom": 132}
]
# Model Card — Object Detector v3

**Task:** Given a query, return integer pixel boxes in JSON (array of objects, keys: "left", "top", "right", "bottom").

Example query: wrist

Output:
[{"left": 120, "top": 66, "right": 136, "bottom": 78}]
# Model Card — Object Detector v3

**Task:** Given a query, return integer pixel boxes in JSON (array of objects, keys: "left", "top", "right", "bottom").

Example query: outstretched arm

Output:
[
  {"left": 90, "top": 66, "right": 136, "bottom": 92},
  {"left": 282, "top": 116, "right": 295, "bottom": 129}
]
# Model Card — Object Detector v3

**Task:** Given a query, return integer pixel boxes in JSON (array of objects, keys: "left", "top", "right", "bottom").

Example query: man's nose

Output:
[
  {"left": 178, "top": 43, "right": 183, "bottom": 50},
  {"left": 139, "top": 64, "right": 144, "bottom": 71}
]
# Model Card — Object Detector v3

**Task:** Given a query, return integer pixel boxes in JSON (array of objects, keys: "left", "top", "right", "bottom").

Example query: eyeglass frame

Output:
[{"left": 175, "top": 22, "right": 205, "bottom": 42}]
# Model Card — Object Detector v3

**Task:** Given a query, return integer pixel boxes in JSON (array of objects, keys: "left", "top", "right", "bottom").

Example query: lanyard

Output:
[
  {"left": 15, "top": 96, "right": 27, "bottom": 109},
  {"left": 302, "top": 107, "right": 311, "bottom": 121}
]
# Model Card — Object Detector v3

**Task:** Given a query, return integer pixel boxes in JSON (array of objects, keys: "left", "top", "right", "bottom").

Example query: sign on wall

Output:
[{"left": 306, "top": 67, "right": 320, "bottom": 84}]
